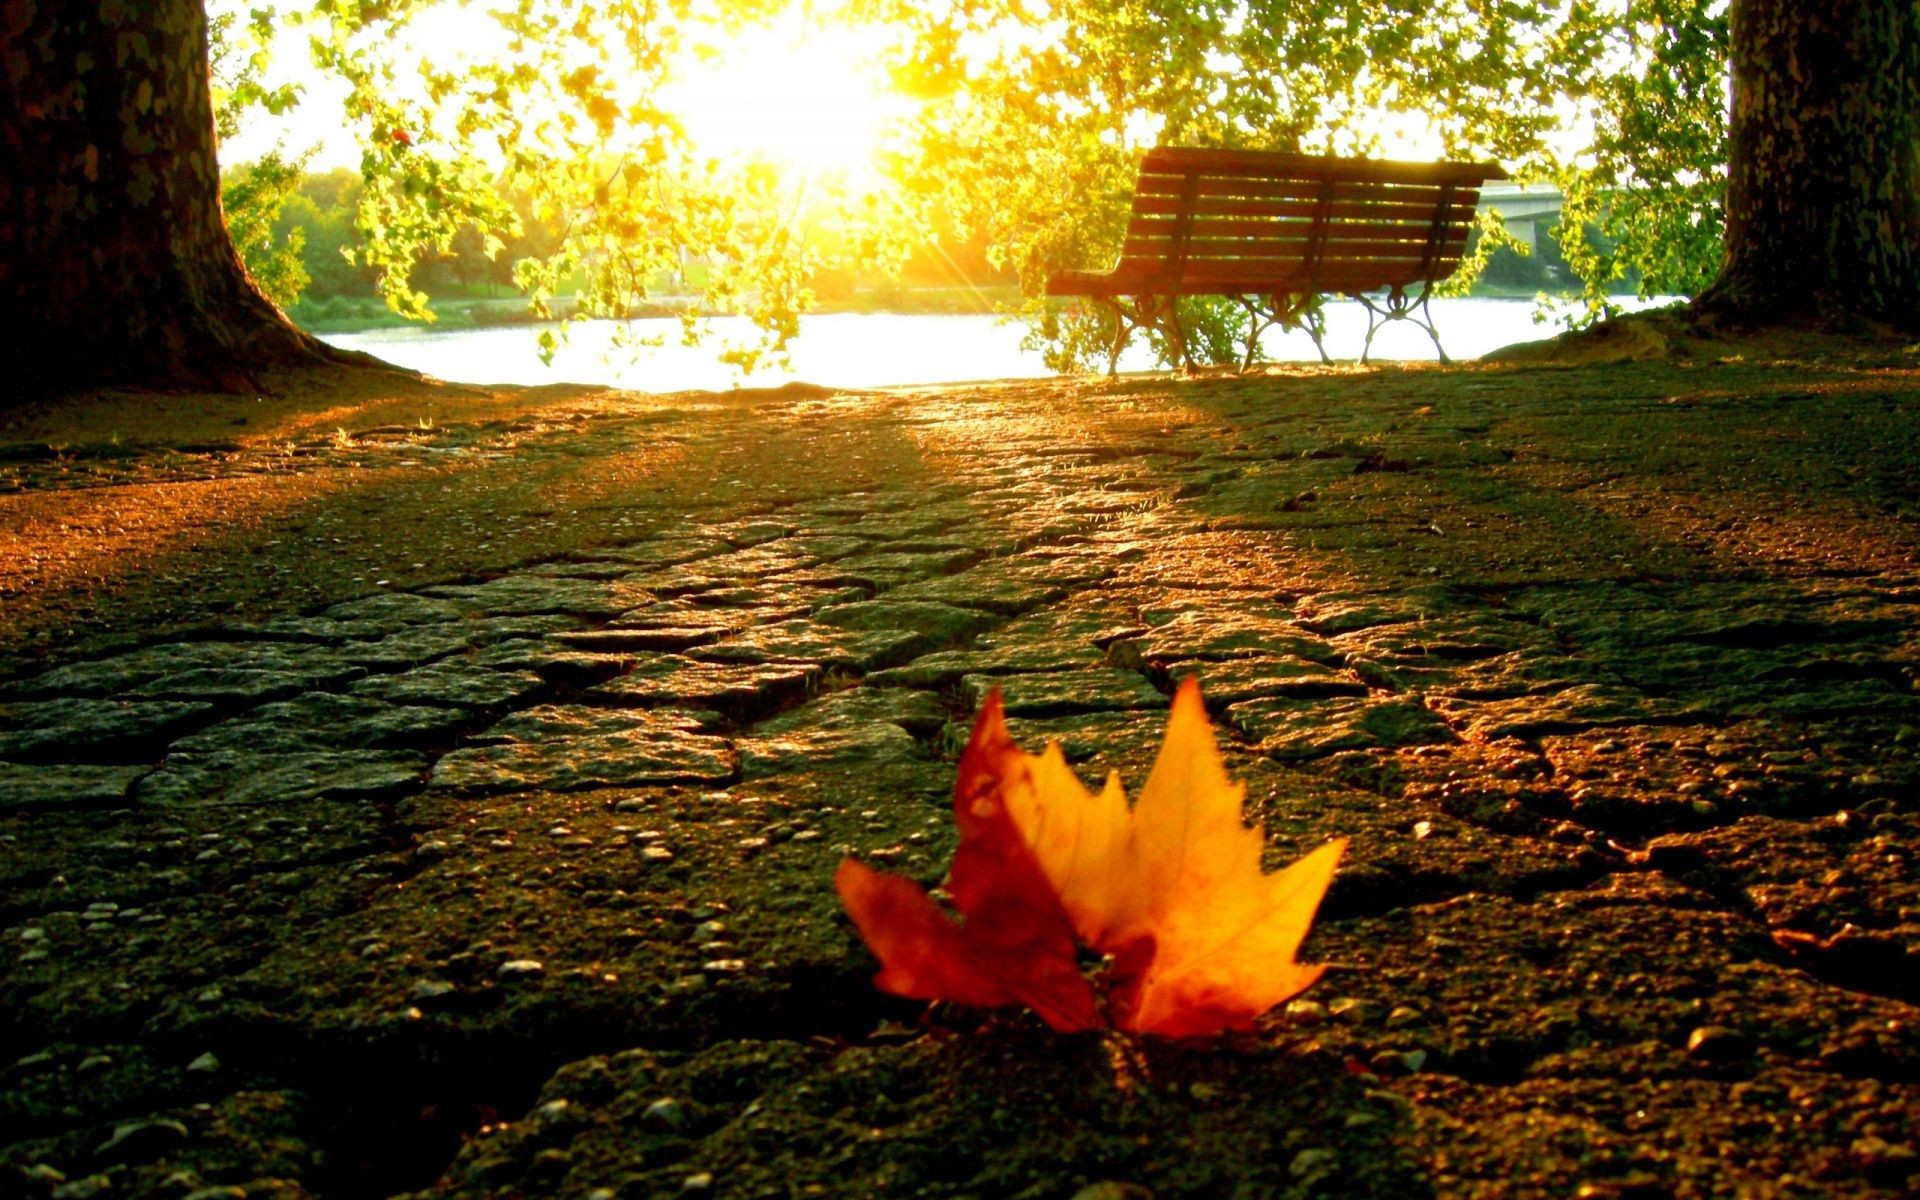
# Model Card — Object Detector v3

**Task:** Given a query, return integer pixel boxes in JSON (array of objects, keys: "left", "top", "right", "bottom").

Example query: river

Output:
[{"left": 323, "top": 296, "right": 1674, "bottom": 393}]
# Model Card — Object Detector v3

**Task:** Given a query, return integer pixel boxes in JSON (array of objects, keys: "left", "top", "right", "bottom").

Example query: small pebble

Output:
[
  {"left": 680, "top": 1173, "right": 714, "bottom": 1194},
  {"left": 1685, "top": 1025, "right": 1751, "bottom": 1065},
  {"left": 497, "top": 959, "right": 546, "bottom": 981},
  {"left": 643, "top": 1097, "right": 688, "bottom": 1130},
  {"left": 1385, "top": 1005, "right": 1425, "bottom": 1028},
  {"left": 1327, "top": 997, "right": 1375, "bottom": 1024},
  {"left": 640, "top": 846, "right": 676, "bottom": 865},
  {"left": 1069, "top": 1184, "right": 1153, "bottom": 1200},
  {"left": 1288, "top": 1148, "right": 1338, "bottom": 1180},
  {"left": 186, "top": 1051, "right": 220, "bottom": 1073},
  {"left": 95, "top": 1117, "right": 190, "bottom": 1160}
]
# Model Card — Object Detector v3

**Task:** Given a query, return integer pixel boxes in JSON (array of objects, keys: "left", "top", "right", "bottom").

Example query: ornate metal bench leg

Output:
[
  {"left": 1356, "top": 293, "right": 1385, "bottom": 364},
  {"left": 1304, "top": 296, "right": 1332, "bottom": 364},
  {"left": 1415, "top": 286, "right": 1450, "bottom": 364},
  {"left": 1151, "top": 294, "right": 1190, "bottom": 371},
  {"left": 1236, "top": 297, "right": 1263, "bottom": 372},
  {"left": 1101, "top": 298, "right": 1128, "bottom": 376}
]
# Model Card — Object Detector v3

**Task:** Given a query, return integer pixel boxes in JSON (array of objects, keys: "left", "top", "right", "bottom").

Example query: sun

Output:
[{"left": 667, "top": 10, "right": 912, "bottom": 184}]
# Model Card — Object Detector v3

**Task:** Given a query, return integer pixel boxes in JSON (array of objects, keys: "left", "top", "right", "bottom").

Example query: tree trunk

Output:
[
  {"left": 0, "top": 0, "right": 361, "bottom": 397},
  {"left": 1693, "top": 0, "right": 1920, "bottom": 330}
]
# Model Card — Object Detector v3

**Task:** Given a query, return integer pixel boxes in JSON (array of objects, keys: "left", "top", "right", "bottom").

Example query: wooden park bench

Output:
[{"left": 1046, "top": 147, "right": 1507, "bottom": 371}]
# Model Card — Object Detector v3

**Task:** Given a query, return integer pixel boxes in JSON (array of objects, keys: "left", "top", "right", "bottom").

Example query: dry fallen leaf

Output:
[{"left": 836, "top": 677, "right": 1346, "bottom": 1037}]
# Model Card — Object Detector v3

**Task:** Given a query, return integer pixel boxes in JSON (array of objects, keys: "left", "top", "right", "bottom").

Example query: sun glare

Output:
[{"left": 666, "top": 12, "right": 912, "bottom": 184}]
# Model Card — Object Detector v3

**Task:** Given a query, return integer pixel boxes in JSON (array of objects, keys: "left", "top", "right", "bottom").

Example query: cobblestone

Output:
[{"left": 4, "top": 355, "right": 1918, "bottom": 1197}]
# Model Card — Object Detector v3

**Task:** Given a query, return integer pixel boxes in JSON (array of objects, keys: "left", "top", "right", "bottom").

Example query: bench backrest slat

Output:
[
  {"left": 1108, "top": 146, "right": 1503, "bottom": 292},
  {"left": 1140, "top": 145, "right": 1500, "bottom": 187}
]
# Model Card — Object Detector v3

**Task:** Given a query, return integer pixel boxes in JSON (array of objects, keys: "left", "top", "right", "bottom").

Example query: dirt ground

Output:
[{"left": 3, "top": 319, "right": 1918, "bottom": 1199}]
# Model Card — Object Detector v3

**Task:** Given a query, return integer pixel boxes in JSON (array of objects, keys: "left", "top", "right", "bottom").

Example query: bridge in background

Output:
[{"left": 1476, "top": 182, "right": 1564, "bottom": 251}]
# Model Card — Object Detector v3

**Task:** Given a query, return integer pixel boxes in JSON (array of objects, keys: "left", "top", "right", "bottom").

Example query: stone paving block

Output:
[
  {"left": 1430, "top": 684, "right": 1701, "bottom": 742},
  {"left": 829, "top": 550, "right": 981, "bottom": 588},
  {"left": 1166, "top": 656, "right": 1369, "bottom": 704},
  {"left": 170, "top": 693, "right": 477, "bottom": 754},
  {"left": 549, "top": 627, "right": 725, "bottom": 653},
  {"left": 424, "top": 575, "right": 655, "bottom": 618},
  {"left": 1328, "top": 612, "right": 1560, "bottom": 662},
  {"left": 0, "top": 697, "right": 216, "bottom": 762},
  {"left": 239, "top": 615, "right": 396, "bottom": 642},
  {"left": 473, "top": 704, "right": 723, "bottom": 744},
  {"left": 691, "top": 545, "right": 821, "bottom": 580},
  {"left": 135, "top": 750, "right": 428, "bottom": 807},
  {"left": 1139, "top": 610, "right": 1336, "bottom": 663},
  {"left": 751, "top": 686, "right": 951, "bottom": 737},
  {"left": 691, "top": 621, "right": 931, "bottom": 672},
  {"left": 470, "top": 642, "right": 634, "bottom": 686},
  {"left": 738, "top": 720, "right": 926, "bottom": 780},
  {"left": 1719, "top": 676, "right": 1920, "bottom": 720},
  {"left": 430, "top": 724, "right": 736, "bottom": 794},
  {"left": 7, "top": 642, "right": 339, "bottom": 699},
  {"left": 322, "top": 592, "right": 472, "bottom": 624},
  {"left": 128, "top": 666, "right": 361, "bottom": 706},
  {"left": 812, "top": 600, "right": 1000, "bottom": 644},
  {"left": 1230, "top": 695, "right": 1457, "bottom": 761},
  {"left": 1502, "top": 581, "right": 1906, "bottom": 656},
  {"left": 1344, "top": 644, "right": 1613, "bottom": 700},
  {"left": 0, "top": 762, "right": 150, "bottom": 809},
  {"left": 971, "top": 594, "right": 1143, "bottom": 650},
  {"left": 584, "top": 536, "right": 732, "bottom": 568},
  {"left": 865, "top": 642, "right": 1105, "bottom": 688},
  {"left": 1002, "top": 709, "right": 1170, "bottom": 767},
  {"left": 886, "top": 568, "right": 1069, "bottom": 616},
  {"left": 586, "top": 657, "right": 818, "bottom": 712},
  {"left": 702, "top": 518, "right": 794, "bottom": 547},
  {"left": 523, "top": 559, "right": 639, "bottom": 580},
  {"left": 771, "top": 534, "right": 874, "bottom": 562},
  {"left": 960, "top": 667, "right": 1167, "bottom": 716},
  {"left": 349, "top": 662, "right": 548, "bottom": 709},
  {"left": 1309, "top": 872, "right": 1920, "bottom": 1112},
  {"left": 994, "top": 556, "right": 1119, "bottom": 593},
  {"left": 682, "top": 580, "right": 869, "bottom": 615},
  {"left": 606, "top": 600, "right": 766, "bottom": 634},
  {"left": 1294, "top": 586, "right": 1471, "bottom": 635}
]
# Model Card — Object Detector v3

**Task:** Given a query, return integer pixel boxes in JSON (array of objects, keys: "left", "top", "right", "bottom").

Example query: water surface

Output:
[{"left": 325, "top": 297, "right": 1668, "bottom": 393}]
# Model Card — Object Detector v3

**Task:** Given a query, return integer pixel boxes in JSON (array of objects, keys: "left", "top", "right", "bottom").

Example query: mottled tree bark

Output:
[
  {"left": 1694, "top": 0, "right": 1920, "bottom": 330},
  {"left": 0, "top": 0, "right": 360, "bottom": 397}
]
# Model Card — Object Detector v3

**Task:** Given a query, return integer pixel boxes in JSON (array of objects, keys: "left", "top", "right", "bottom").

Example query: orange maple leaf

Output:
[{"left": 836, "top": 677, "right": 1346, "bottom": 1037}]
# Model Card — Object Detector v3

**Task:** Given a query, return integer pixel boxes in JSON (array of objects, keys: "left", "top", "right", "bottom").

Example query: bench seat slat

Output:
[
  {"left": 1134, "top": 173, "right": 1475, "bottom": 202},
  {"left": 1121, "top": 229, "right": 1474, "bottom": 256}
]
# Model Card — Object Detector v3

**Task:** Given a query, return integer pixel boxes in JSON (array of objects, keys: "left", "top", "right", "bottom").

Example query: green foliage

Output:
[
  {"left": 223, "top": 155, "right": 312, "bottom": 307},
  {"left": 878, "top": 0, "right": 1731, "bottom": 359},
  {"left": 215, "top": 0, "right": 1734, "bottom": 368},
  {"left": 212, "top": 9, "right": 312, "bottom": 308}
]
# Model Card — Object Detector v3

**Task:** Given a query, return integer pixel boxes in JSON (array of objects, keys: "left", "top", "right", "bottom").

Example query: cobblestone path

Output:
[{"left": 4, "top": 361, "right": 1919, "bottom": 1198}]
